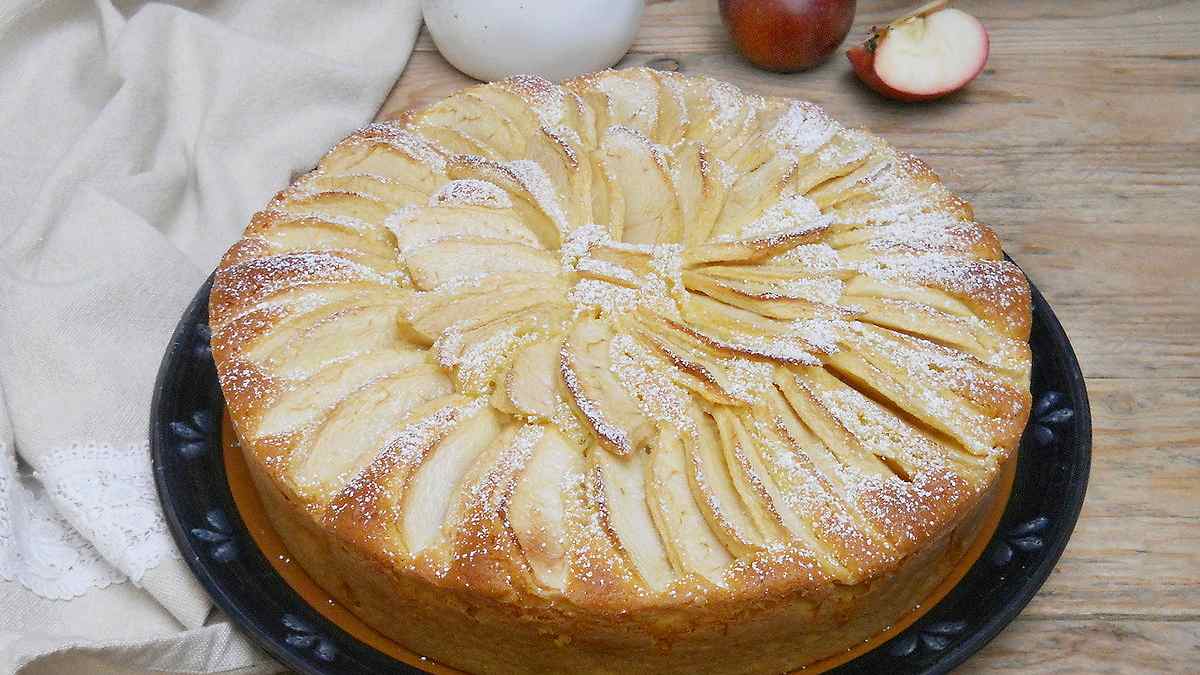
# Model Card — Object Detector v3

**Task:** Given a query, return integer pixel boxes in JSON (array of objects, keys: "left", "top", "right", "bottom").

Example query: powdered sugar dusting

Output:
[
  {"left": 559, "top": 345, "right": 633, "bottom": 457},
  {"left": 595, "top": 75, "right": 659, "bottom": 128},
  {"left": 353, "top": 121, "right": 447, "bottom": 173},
  {"left": 769, "top": 101, "right": 839, "bottom": 154},
  {"left": 429, "top": 179, "right": 513, "bottom": 209},
  {"left": 773, "top": 276, "right": 845, "bottom": 304},
  {"left": 502, "top": 75, "right": 566, "bottom": 128},
  {"left": 818, "top": 129, "right": 874, "bottom": 166},
  {"left": 789, "top": 318, "right": 848, "bottom": 355},
  {"left": 775, "top": 243, "right": 843, "bottom": 271},
  {"left": 217, "top": 252, "right": 398, "bottom": 307},
  {"left": 708, "top": 80, "right": 744, "bottom": 129},
  {"left": 606, "top": 125, "right": 673, "bottom": 170},
  {"left": 718, "top": 194, "right": 831, "bottom": 243},
  {"left": 609, "top": 334, "right": 693, "bottom": 432},
  {"left": 504, "top": 159, "right": 569, "bottom": 229},
  {"left": 720, "top": 358, "right": 775, "bottom": 404},
  {"left": 561, "top": 225, "right": 683, "bottom": 320},
  {"left": 851, "top": 253, "right": 1025, "bottom": 319},
  {"left": 570, "top": 279, "right": 639, "bottom": 318},
  {"left": 326, "top": 397, "right": 488, "bottom": 522}
]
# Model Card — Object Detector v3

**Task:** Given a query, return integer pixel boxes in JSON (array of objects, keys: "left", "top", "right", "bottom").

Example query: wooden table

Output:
[{"left": 377, "top": 1, "right": 1200, "bottom": 671}]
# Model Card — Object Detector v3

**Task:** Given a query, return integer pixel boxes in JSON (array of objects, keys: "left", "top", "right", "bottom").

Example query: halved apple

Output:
[{"left": 847, "top": 2, "right": 989, "bottom": 102}]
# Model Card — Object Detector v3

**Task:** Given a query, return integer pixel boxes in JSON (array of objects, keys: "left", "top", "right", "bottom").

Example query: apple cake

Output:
[{"left": 210, "top": 67, "right": 1032, "bottom": 674}]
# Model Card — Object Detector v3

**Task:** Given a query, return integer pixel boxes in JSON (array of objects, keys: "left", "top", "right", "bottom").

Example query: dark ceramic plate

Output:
[{"left": 151, "top": 265, "right": 1090, "bottom": 675}]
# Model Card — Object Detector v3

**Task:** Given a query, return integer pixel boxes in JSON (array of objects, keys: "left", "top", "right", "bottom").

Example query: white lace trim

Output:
[{"left": 0, "top": 441, "right": 178, "bottom": 600}]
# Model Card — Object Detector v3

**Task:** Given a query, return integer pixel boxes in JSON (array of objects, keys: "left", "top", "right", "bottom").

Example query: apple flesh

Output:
[
  {"left": 847, "top": 4, "right": 989, "bottom": 102},
  {"left": 720, "top": 0, "right": 857, "bottom": 73}
]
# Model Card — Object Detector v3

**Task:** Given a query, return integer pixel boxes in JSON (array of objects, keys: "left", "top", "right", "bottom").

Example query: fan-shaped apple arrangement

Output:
[{"left": 211, "top": 68, "right": 1031, "bottom": 674}]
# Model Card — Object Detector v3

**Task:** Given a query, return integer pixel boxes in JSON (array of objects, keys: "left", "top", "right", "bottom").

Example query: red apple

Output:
[
  {"left": 847, "top": 0, "right": 989, "bottom": 102},
  {"left": 720, "top": 0, "right": 857, "bottom": 73}
]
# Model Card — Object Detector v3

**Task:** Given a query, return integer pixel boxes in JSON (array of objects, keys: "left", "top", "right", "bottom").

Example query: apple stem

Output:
[{"left": 892, "top": 0, "right": 951, "bottom": 27}]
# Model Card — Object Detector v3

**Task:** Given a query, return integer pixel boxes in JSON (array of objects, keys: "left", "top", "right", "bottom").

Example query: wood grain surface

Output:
[{"left": 376, "top": 1, "right": 1200, "bottom": 671}]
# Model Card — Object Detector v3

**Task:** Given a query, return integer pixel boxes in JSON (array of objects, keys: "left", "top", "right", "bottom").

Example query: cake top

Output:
[{"left": 210, "top": 67, "right": 1031, "bottom": 609}]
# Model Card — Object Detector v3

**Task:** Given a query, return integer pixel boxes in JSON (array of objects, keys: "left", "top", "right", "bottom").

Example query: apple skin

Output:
[
  {"left": 847, "top": 11, "right": 991, "bottom": 103},
  {"left": 846, "top": 42, "right": 950, "bottom": 103},
  {"left": 720, "top": 0, "right": 857, "bottom": 73}
]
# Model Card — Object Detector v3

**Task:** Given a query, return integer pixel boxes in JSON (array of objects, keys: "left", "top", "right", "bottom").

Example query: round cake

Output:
[{"left": 210, "top": 68, "right": 1032, "bottom": 674}]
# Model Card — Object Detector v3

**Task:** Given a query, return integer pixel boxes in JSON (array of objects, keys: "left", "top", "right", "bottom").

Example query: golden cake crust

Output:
[{"left": 211, "top": 68, "right": 1032, "bottom": 673}]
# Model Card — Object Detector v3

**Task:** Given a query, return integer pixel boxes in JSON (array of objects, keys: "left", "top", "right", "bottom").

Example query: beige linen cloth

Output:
[{"left": 0, "top": 1, "right": 421, "bottom": 672}]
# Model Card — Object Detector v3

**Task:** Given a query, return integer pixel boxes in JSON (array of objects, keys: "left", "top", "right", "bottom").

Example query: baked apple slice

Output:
[
  {"left": 710, "top": 408, "right": 788, "bottom": 541},
  {"left": 629, "top": 313, "right": 756, "bottom": 406},
  {"left": 261, "top": 303, "right": 412, "bottom": 378},
  {"left": 651, "top": 70, "right": 690, "bottom": 147},
  {"left": 405, "top": 238, "right": 559, "bottom": 290},
  {"left": 401, "top": 408, "right": 505, "bottom": 554},
  {"left": 678, "top": 293, "right": 822, "bottom": 365},
  {"left": 403, "top": 279, "right": 565, "bottom": 344},
  {"left": 509, "top": 428, "right": 587, "bottom": 590},
  {"left": 294, "top": 365, "right": 454, "bottom": 500},
  {"left": 439, "top": 306, "right": 572, "bottom": 394},
  {"left": 592, "top": 446, "right": 678, "bottom": 591},
  {"left": 599, "top": 125, "right": 684, "bottom": 245},
  {"left": 528, "top": 127, "right": 593, "bottom": 229},
  {"left": 560, "top": 319, "right": 656, "bottom": 456},
  {"left": 416, "top": 91, "right": 526, "bottom": 158},
  {"left": 254, "top": 347, "right": 427, "bottom": 439},
  {"left": 677, "top": 76, "right": 762, "bottom": 158},
  {"left": 251, "top": 225, "right": 401, "bottom": 279},
  {"left": 505, "top": 338, "right": 566, "bottom": 419},
  {"left": 445, "top": 156, "right": 568, "bottom": 248},
  {"left": 710, "top": 156, "right": 807, "bottom": 240},
  {"left": 691, "top": 263, "right": 849, "bottom": 306},
  {"left": 578, "top": 68, "right": 662, "bottom": 140},
  {"left": 681, "top": 404, "right": 764, "bottom": 556},
  {"left": 275, "top": 190, "right": 393, "bottom": 228},
  {"left": 683, "top": 271, "right": 830, "bottom": 321},
  {"left": 645, "top": 430, "right": 733, "bottom": 584},
  {"left": 672, "top": 140, "right": 730, "bottom": 247},
  {"left": 386, "top": 205, "right": 542, "bottom": 253},
  {"left": 320, "top": 124, "right": 447, "bottom": 191}
]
